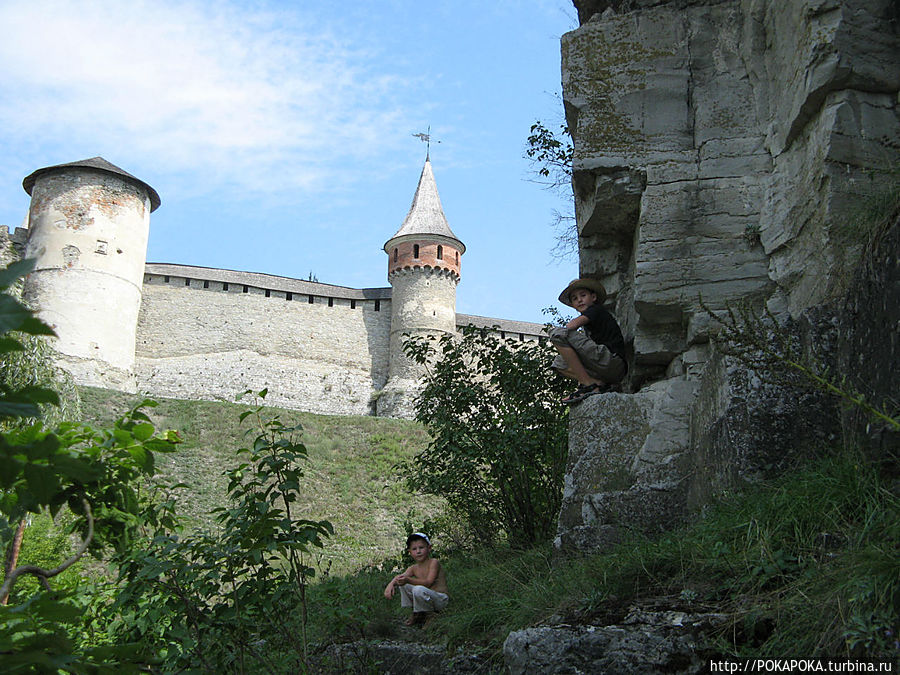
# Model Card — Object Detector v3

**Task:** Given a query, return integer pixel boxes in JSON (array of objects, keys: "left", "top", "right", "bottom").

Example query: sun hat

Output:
[
  {"left": 558, "top": 278, "right": 607, "bottom": 307},
  {"left": 407, "top": 532, "right": 431, "bottom": 546}
]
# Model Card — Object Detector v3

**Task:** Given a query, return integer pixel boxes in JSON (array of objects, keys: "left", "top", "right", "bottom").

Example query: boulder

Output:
[
  {"left": 555, "top": 378, "right": 699, "bottom": 553},
  {"left": 504, "top": 606, "right": 726, "bottom": 674}
]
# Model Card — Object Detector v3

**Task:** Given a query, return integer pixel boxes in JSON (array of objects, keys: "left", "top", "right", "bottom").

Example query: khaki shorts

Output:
[{"left": 549, "top": 327, "right": 626, "bottom": 384}]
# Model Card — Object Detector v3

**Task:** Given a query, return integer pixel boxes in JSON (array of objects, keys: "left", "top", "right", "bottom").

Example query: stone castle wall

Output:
[
  {"left": 135, "top": 264, "right": 393, "bottom": 416},
  {"left": 3, "top": 222, "right": 548, "bottom": 417},
  {"left": 131, "top": 264, "right": 545, "bottom": 417}
]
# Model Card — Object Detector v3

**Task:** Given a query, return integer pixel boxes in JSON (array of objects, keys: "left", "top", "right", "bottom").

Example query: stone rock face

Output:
[
  {"left": 562, "top": 0, "right": 900, "bottom": 381},
  {"left": 556, "top": 377, "right": 699, "bottom": 552},
  {"left": 687, "top": 337, "right": 843, "bottom": 508},
  {"left": 504, "top": 607, "right": 725, "bottom": 674},
  {"left": 835, "top": 216, "right": 900, "bottom": 455},
  {"left": 315, "top": 640, "right": 486, "bottom": 674}
]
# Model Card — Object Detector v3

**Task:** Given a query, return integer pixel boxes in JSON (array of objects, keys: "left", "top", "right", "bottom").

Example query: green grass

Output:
[
  {"left": 77, "top": 387, "right": 440, "bottom": 575},
  {"left": 67, "top": 389, "right": 900, "bottom": 664},
  {"left": 304, "top": 449, "right": 899, "bottom": 664}
]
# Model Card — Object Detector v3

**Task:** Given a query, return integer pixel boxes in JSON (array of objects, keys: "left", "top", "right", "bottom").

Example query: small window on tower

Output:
[
  {"left": 265, "top": 289, "right": 271, "bottom": 298},
  {"left": 437, "top": 245, "right": 443, "bottom": 260},
  {"left": 351, "top": 299, "right": 356, "bottom": 309},
  {"left": 456, "top": 252, "right": 459, "bottom": 264},
  {"left": 203, "top": 280, "right": 210, "bottom": 289},
  {"left": 374, "top": 300, "right": 380, "bottom": 312},
  {"left": 414, "top": 244, "right": 420, "bottom": 259},
  {"left": 393, "top": 248, "right": 398, "bottom": 262},
  {"left": 328, "top": 297, "right": 334, "bottom": 307},
  {"left": 223, "top": 283, "right": 229, "bottom": 291}
]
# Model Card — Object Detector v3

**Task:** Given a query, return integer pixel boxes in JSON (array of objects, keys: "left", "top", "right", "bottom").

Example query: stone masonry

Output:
[{"left": 11, "top": 157, "right": 546, "bottom": 418}]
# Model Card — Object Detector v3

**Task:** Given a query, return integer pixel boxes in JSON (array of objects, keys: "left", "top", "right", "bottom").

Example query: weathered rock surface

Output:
[
  {"left": 314, "top": 640, "right": 486, "bottom": 674},
  {"left": 558, "top": 0, "right": 899, "bottom": 551},
  {"left": 504, "top": 607, "right": 726, "bottom": 674},
  {"left": 563, "top": 0, "right": 900, "bottom": 379},
  {"left": 835, "top": 215, "right": 900, "bottom": 455},
  {"left": 556, "top": 378, "right": 699, "bottom": 552}
]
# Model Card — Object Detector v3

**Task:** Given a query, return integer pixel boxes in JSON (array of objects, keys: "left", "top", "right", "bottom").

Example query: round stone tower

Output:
[
  {"left": 377, "top": 158, "right": 465, "bottom": 417},
  {"left": 21, "top": 157, "right": 160, "bottom": 390}
]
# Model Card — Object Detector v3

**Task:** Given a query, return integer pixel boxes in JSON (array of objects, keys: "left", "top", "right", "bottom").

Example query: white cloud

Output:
[{"left": 0, "top": 0, "right": 418, "bottom": 196}]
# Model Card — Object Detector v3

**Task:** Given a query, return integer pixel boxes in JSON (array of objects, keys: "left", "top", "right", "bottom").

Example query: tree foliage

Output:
[
  {"left": 0, "top": 260, "right": 182, "bottom": 671},
  {"left": 0, "top": 261, "right": 332, "bottom": 672},
  {"left": 108, "top": 393, "right": 333, "bottom": 672},
  {"left": 404, "top": 326, "right": 569, "bottom": 547},
  {"left": 525, "top": 120, "right": 577, "bottom": 260}
]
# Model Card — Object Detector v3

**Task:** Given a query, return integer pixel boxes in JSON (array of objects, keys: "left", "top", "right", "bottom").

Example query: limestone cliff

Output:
[
  {"left": 564, "top": 0, "right": 899, "bottom": 385},
  {"left": 555, "top": 0, "right": 899, "bottom": 555}
]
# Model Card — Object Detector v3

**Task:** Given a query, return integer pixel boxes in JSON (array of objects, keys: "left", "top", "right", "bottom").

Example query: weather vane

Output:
[{"left": 412, "top": 126, "right": 440, "bottom": 159}]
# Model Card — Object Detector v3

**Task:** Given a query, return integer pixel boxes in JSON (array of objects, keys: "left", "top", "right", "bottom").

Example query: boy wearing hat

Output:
[
  {"left": 550, "top": 278, "right": 627, "bottom": 404},
  {"left": 384, "top": 532, "right": 449, "bottom": 626}
]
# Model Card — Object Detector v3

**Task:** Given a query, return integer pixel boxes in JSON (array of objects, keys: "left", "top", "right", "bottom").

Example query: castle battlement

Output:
[{"left": 16, "top": 155, "right": 546, "bottom": 418}]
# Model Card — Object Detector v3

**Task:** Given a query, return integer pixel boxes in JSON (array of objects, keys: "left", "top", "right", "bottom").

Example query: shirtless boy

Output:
[{"left": 383, "top": 532, "right": 449, "bottom": 626}]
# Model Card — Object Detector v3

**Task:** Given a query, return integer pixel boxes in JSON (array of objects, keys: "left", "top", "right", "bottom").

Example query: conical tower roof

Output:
[
  {"left": 23, "top": 156, "right": 161, "bottom": 212},
  {"left": 384, "top": 159, "right": 465, "bottom": 253}
]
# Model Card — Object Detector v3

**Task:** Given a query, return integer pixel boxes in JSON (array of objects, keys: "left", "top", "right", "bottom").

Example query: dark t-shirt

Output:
[{"left": 582, "top": 304, "right": 626, "bottom": 362}]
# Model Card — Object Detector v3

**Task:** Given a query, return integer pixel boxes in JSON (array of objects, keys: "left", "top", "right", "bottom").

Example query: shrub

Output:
[{"left": 404, "top": 326, "right": 569, "bottom": 546}]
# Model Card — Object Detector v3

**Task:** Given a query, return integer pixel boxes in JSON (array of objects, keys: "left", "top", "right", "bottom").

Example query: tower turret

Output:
[
  {"left": 21, "top": 157, "right": 159, "bottom": 390},
  {"left": 377, "top": 158, "right": 465, "bottom": 417}
]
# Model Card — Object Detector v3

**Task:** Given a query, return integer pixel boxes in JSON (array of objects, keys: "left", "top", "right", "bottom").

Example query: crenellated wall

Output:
[
  {"left": 135, "top": 265, "right": 393, "bottom": 415},
  {"left": 130, "top": 264, "right": 544, "bottom": 417}
]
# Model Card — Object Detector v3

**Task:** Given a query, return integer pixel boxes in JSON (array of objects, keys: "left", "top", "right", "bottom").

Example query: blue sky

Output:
[{"left": 0, "top": 0, "right": 579, "bottom": 323}]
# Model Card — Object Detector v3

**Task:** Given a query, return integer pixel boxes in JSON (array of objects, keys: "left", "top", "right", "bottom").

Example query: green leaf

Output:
[
  {"left": 132, "top": 423, "right": 155, "bottom": 441},
  {"left": 0, "top": 336, "right": 24, "bottom": 352},
  {"left": 50, "top": 453, "right": 103, "bottom": 483},
  {"left": 23, "top": 462, "right": 60, "bottom": 503},
  {"left": 17, "top": 385, "right": 60, "bottom": 405},
  {"left": 0, "top": 399, "right": 41, "bottom": 419},
  {"left": 18, "top": 316, "right": 56, "bottom": 336},
  {"left": 0, "top": 456, "right": 24, "bottom": 488},
  {"left": 128, "top": 445, "right": 154, "bottom": 473}
]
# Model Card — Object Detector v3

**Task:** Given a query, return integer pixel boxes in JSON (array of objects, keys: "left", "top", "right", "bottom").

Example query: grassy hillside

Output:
[{"left": 78, "top": 387, "right": 440, "bottom": 575}]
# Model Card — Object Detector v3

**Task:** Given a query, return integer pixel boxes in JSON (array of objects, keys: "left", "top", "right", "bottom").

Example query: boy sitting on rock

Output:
[
  {"left": 550, "top": 278, "right": 627, "bottom": 405},
  {"left": 383, "top": 532, "right": 449, "bottom": 626}
]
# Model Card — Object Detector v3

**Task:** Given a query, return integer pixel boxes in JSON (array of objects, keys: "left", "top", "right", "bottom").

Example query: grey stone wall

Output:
[{"left": 135, "top": 272, "right": 392, "bottom": 416}]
